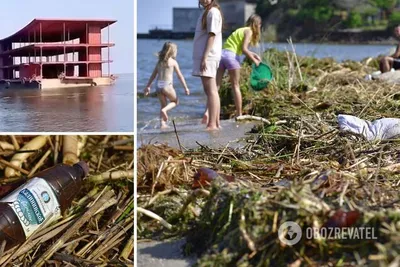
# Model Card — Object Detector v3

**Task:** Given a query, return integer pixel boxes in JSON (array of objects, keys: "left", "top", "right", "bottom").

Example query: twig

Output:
[
  {"left": 172, "top": 120, "right": 183, "bottom": 152},
  {"left": 54, "top": 135, "right": 60, "bottom": 164},
  {"left": 113, "top": 145, "right": 134, "bottom": 151},
  {"left": 371, "top": 147, "right": 383, "bottom": 202},
  {"left": 339, "top": 181, "right": 350, "bottom": 207},
  {"left": 367, "top": 163, "right": 400, "bottom": 172},
  {"left": 100, "top": 138, "right": 133, "bottom": 148},
  {"left": 28, "top": 149, "right": 52, "bottom": 177},
  {"left": 296, "top": 120, "right": 303, "bottom": 164},
  {"left": 0, "top": 141, "right": 14, "bottom": 151},
  {"left": 358, "top": 84, "right": 381, "bottom": 118},
  {"left": 76, "top": 215, "right": 133, "bottom": 258},
  {"left": 239, "top": 210, "right": 256, "bottom": 254},
  {"left": 137, "top": 207, "right": 172, "bottom": 230},
  {"left": 217, "top": 142, "right": 231, "bottom": 164},
  {"left": 0, "top": 159, "right": 29, "bottom": 175},
  {"left": 32, "top": 189, "right": 115, "bottom": 267},
  {"left": 89, "top": 221, "right": 134, "bottom": 260},
  {"left": 53, "top": 252, "right": 101, "bottom": 265},
  {"left": 62, "top": 135, "right": 79, "bottom": 165},
  {"left": 5, "top": 135, "right": 47, "bottom": 177},
  {"left": 288, "top": 37, "right": 303, "bottom": 82},
  {"left": 0, "top": 241, "right": 6, "bottom": 259},
  {"left": 119, "top": 235, "right": 134, "bottom": 262},
  {"left": 177, "top": 189, "right": 210, "bottom": 218},
  {"left": 9, "top": 136, "right": 19, "bottom": 150},
  {"left": 0, "top": 150, "right": 40, "bottom": 157},
  {"left": 96, "top": 136, "right": 111, "bottom": 172},
  {"left": 236, "top": 115, "right": 271, "bottom": 124},
  {"left": 87, "top": 169, "right": 134, "bottom": 184},
  {"left": 146, "top": 188, "right": 179, "bottom": 207}
]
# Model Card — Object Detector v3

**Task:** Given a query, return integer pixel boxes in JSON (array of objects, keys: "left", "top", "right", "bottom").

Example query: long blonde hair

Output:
[
  {"left": 246, "top": 14, "right": 262, "bottom": 46},
  {"left": 157, "top": 42, "right": 177, "bottom": 66},
  {"left": 199, "top": 0, "right": 224, "bottom": 31}
]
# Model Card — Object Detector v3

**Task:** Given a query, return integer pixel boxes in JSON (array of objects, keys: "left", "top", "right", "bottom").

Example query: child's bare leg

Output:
[
  {"left": 203, "top": 67, "right": 224, "bottom": 125},
  {"left": 201, "top": 76, "right": 220, "bottom": 131},
  {"left": 228, "top": 69, "right": 242, "bottom": 117},
  {"left": 157, "top": 93, "right": 168, "bottom": 129},
  {"left": 161, "top": 87, "right": 178, "bottom": 113},
  {"left": 202, "top": 109, "right": 208, "bottom": 124},
  {"left": 159, "top": 86, "right": 178, "bottom": 128},
  {"left": 216, "top": 67, "right": 224, "bottom": 128}
]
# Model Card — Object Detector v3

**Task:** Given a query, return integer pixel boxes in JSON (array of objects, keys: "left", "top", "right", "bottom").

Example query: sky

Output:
[
  {"left": 138, "top": 0, "right": 198, "bottom": 33},
  {"left": 1, "top": 0, "right": 134, "bottom": 74}
]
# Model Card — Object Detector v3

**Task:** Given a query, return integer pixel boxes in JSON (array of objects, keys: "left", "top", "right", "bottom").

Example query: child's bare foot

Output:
[
  {"left": 206, "top": 126, "right": 220, "bottom": 131},
  {"left": 201, "top": 113, "right": 208, "bottom": 124},
  {"left": 160, "top": 110, "right": 168, "bottom": 122},
  {"left": 160, "top": 120, "right": 169, "bottom": 129}
]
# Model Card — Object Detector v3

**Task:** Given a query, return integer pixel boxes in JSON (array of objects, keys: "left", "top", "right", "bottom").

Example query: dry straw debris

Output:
[{"left": 0, "top": 135, "right": 133, "bottom": 267}]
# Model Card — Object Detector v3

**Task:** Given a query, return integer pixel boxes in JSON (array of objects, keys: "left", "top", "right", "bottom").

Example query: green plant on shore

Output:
[{"left": 219, "top": 47, "right": 400, "bottom": 121}]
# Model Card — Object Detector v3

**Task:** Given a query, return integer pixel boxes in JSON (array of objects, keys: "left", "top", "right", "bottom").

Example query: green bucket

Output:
[{"left": 250, "top": 62, "right": 273, "bottom": 91}]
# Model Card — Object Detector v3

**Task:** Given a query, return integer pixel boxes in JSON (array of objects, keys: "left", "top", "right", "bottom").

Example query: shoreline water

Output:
[
  {"left": 137, "top": 31, "right": 399, "bottom": 46},
  {"left": 0, "top": 73, "right": 134, "bottom": 132},
  {"left": 138, "top": 119, "right": 260, "bottom": 149}
]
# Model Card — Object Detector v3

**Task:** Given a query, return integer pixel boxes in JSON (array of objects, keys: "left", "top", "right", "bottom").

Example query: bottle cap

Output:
[{"left": 74, "top": 161, "right": 89, "bottom": 177}]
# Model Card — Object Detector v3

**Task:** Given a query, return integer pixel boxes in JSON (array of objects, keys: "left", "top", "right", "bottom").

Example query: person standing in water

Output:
[
  {"left": 203, "top": 14, "right": 262, "bottom": 122},
  {"left": 192, "top": 0, "right": 223, "bottom": 130},
  {"left": 144, "top": 42, "right": 190, "bottom": 129}
]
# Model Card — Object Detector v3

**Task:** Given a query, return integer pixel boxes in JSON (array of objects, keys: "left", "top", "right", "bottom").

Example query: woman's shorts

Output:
[
  {"left": 219, "top": 49, "right": 241, "bottom": 70},
  {"left": 393, "top": 58, "right": 400, "bottom": 69},
  {"left": 192, "top": 59, "right": 220, "bottom": 78}
]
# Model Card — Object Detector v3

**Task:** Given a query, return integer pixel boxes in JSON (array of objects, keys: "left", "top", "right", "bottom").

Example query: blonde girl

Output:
[
  {"left": 203, "top": 14, "right": 262, "bottom": 121},
  {"left": 144, "top": 42, "right": 190, "bottom": 129},
  {"left": 192, "top": 0, "right": 224, "bottom": 130}
]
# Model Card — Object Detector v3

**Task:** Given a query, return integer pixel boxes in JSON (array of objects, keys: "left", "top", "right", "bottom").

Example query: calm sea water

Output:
[
  {"left": 137, "top": 39, "right": 393, "bottom": 147},
  {"left": 0, "top": 73, "right": 134, "bottom": 132}
]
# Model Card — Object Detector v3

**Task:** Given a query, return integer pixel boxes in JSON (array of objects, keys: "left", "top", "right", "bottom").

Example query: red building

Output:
[{"left": 0, "top": 18, "right": 116, "bottom": 89}]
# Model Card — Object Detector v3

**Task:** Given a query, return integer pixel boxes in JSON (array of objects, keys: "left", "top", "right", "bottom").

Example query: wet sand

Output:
[
  {"left": 138, "top": 119, "right": 259, "bottom": 149},
  {"left": 137, "top": 239, "right": 196, "bottom": 267}
]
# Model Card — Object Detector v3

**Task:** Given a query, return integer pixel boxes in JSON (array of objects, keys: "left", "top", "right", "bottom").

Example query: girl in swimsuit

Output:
[{"left": 144, "top": 42, "right": 190, "bottom": 129}]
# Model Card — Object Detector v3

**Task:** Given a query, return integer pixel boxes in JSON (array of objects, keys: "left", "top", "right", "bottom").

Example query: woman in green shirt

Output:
[{"left": 203, "top": 14, "right": 262, "bottom": 123}]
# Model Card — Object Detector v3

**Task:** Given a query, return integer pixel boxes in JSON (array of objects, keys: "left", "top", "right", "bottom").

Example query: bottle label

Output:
[{"left": 0, "top": 177, "right": 61, "bottom": 238}]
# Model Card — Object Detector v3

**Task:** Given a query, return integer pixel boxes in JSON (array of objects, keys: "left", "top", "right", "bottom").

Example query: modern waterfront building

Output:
[{"left": 0, "top": 18, "right": 116, "bottom": 89}]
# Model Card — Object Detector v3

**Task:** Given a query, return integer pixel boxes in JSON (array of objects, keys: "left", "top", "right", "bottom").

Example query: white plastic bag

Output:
[{"left": 337, "top": 114, "right": 400, "bottom": 141}]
